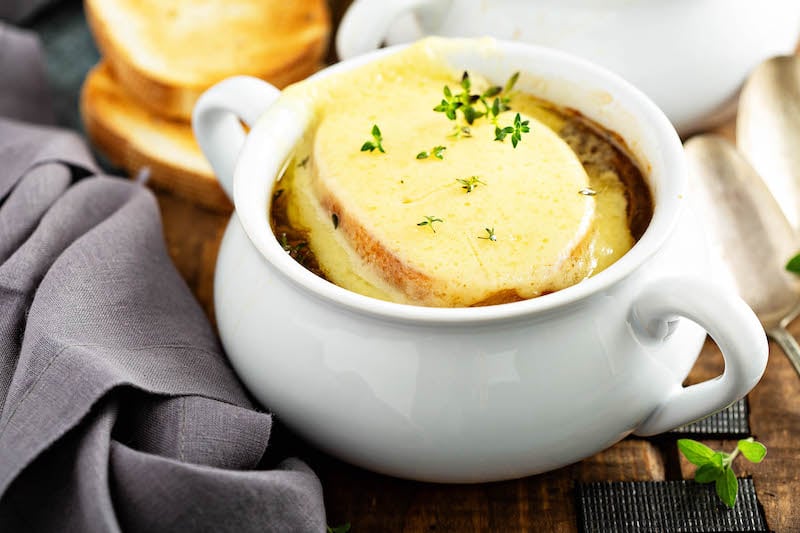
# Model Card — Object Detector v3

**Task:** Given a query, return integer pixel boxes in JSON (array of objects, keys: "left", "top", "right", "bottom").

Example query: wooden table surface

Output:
[{"left": 153, "top": 112, "right": 800, "bottom": 531}]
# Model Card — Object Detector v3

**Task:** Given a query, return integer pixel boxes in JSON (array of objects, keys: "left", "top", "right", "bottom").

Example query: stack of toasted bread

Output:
[{"left": 80, "top": 0, "right": 330, "bottom": 211}]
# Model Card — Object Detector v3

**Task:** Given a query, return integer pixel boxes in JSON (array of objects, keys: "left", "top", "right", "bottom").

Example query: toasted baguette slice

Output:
[
  {"left": 309, "top": 113, "right": 596, "bottom": 307},
  {"left": 81, "top": 62, "right": 231, "bottom": 211},
  {"left": 85, "top": 0, "right": 329, "bottom": 120}
]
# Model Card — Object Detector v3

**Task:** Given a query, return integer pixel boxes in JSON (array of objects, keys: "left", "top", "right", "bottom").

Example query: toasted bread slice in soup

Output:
[
  {"left": 310, "top": 114, "right": 597, "bottom": 307},
  {"left": 81, "top": 63, "right": 230, "bottom": 211},
  {"left": 84, "top": 0, "right": 330, "bottom": 120}
]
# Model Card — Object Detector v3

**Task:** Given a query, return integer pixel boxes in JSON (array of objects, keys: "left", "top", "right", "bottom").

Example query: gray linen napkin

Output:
[{"left": 0, "top": 24, "right": 326, "bottom": 533}]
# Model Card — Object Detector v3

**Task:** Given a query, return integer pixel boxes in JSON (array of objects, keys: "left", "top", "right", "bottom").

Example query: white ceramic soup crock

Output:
[
  {"left": 337, "top": 0, "right": 800, "bottom": 135},
  {"left": 193, "top": 39, "right": 767, "bottom": 483}
]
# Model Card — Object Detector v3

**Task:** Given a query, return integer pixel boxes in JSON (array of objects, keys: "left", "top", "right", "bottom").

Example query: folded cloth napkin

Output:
[{"left": 0, "top": 24, "right": 326, "bottom": 533}]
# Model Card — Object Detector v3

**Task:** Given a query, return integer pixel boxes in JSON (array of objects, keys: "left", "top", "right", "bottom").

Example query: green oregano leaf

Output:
[
  {"left": 677, "top": 439, "right": 716, "bottom": 466},
  {"left": 694, "top": 463, "right": 722, "bottom": 484},
  {"left": 737, "top": 438, "right": 767, "bottom": 463},
  {"left": 716, "top": 467, "right": 738, "bottom": 509}
]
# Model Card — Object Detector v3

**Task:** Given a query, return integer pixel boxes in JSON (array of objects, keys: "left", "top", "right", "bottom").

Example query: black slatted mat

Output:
[
  {"left": 670, "top": 398, "right": 750, "bottom": 437},
  {"left": 576, "top": 479, "right": 768, "bottom": 532}
]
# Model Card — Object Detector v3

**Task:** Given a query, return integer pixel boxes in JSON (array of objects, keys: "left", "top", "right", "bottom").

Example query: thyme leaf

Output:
[
  {"left": 360, "top": 124, "right": 385, "bottom": 153},
  {"left": 478, "top": 227, "right": 497, "bottom": 241},
  {"left": 495, "top": 113, "right": 530, "bottom": 148},
  {"left": 416, "top": 146, "right": 446, "bottom": 160},
  {"left": 417, "top": 215, "right": 444, "bottom": 233},
  {"left": 457, "top": 176, "right": 485, "bottom": 193}
]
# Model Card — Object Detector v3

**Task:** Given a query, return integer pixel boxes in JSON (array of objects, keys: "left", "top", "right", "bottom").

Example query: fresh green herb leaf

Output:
[
  {"left": 435, "top": 72, "right": 499, "bottom": 127},
  {"left": 678, "top": 437, "right": 767, "bottom": 509},
  {"left": 434, "top": 84, "right": 463, "bottom": 121},
  {"left": 579, "top": 188, "right": 597, "bottom": 196},
  {"left": 677, "top": 439, "right": 717, "bottom": 466},
  {"left": 786, "top": 253, "right": 800, "bottom": 273},
  {"left": 416, "top": 146, "right": 447, "bottom": 160},
  {"left": 435, "top": 71, "right": 521, "bottom": 137},
  {"left": 482, "top": 85, "right": 502, "bottom": 99},
  {"left": 461, "top": 71, "right": 471, "bottom": 91},
  {"left": 694, "top": 463, "right": 722, "bottom": 484},
  {"left": 478, "top": 227, "right": 497, "bottom": 241},
  {"left": 332, "top": 213, "right": 339, "bottom": 229},
  {"left": 462, "top": 105, "right": 484, "bottom": 125},
  {"left": 710, "top": 452, "right": 724, "bottom": 468},
  {"left": 417, "top": 215, "right": 443, "bottom": 233},
  {"left": 494, "top": 125, "right": 514, "bottom": 142},
  {"left": 496, "top": 114, "right": 530, "bottom": 147},
  {"left": 327, "top": 524, "right": 351, "bottom": 533},
  {"left": 504, "top": 71, "right": 520, "bottom": 95},
  {"left": 737, "top": 438, "right": 767, "bottom": 463},
  {"left": 457, "top": 176, "right": 485, "bottom": 193},
  {"left": 360, "top": 124, "right": 385, "bottom": 153},
  {"left": 716, "top": 467, "right": 738, "bottom": 509},
  {"left": 511, "top": 113, "right": 530, "bottom": 148},
  {"left": 297, "top": 156, "right": 310, "bottom": 168}
]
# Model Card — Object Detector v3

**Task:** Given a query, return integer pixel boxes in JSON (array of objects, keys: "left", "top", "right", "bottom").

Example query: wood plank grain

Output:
[
  {"left": 311, "top": 439, "right": 664, "bottom": 533},
  {"left": 155, "top": 192, "right": 228, "bottom": 324}
]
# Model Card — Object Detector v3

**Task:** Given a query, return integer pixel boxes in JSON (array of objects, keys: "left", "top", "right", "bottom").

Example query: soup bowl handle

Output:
[
  {"left": 631, "top": 277, "right": 767, "bottom": 435},
  {"left": 193, "top": 76, "right": 281, "bottom": 200}
]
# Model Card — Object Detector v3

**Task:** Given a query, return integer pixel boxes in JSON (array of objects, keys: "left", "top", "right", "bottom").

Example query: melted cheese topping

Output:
[{"left": 278, "top": 39, "right": 637, "bottom": 307}]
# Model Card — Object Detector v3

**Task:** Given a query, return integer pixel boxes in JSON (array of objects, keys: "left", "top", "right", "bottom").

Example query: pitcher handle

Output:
[
  {"left": 336, "top": 0, "right": 448, "bottom": 60},
  {"left": 631, "top": 277, "right": 767, "bottom": 435},
  {"left": 192, "top": 76, "right": 280, "bottom": 200}
]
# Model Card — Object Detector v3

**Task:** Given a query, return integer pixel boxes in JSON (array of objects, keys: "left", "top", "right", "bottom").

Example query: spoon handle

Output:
[{"left": 768, "top": 326, "right": 800, "bottom": 377}]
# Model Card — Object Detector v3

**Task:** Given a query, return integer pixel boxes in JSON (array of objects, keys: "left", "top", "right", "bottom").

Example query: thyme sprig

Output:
[
  {"left": 416, "top": 145, "right": 446, "bottom": 160},
  {"left": 434, "top": 71, "right": 520, "bottom": 132},
  {"left": 360, "top": 124, "right": 385, "bottom": 153},
  {"left": 417, "top": 216, "right": 444, "bottom": 233},
  {"left": 495, "top": 113, "right": 531, "bottom": 148},
  {"left": 457, "top": 176, "right": 485, "bottom": 193},
  {"left": 478, "top": 227, "right": 497, "bottom": 241}
]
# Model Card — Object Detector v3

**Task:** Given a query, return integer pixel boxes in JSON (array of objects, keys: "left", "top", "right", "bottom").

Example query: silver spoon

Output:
[
  {"left": 685, "top": 134, "right": 800, "bottom": 376},
  {"left": 737, "top": 55, "right": 800, "bottom": 231}
]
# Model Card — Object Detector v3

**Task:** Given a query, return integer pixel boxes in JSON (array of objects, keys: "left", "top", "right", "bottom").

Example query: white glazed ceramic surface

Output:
[
  {"left": 193, "top": 40, "right": 768, "bottom": 482},
  {"left": 336, "top": 0, "right": 800, "bottom": 135}
]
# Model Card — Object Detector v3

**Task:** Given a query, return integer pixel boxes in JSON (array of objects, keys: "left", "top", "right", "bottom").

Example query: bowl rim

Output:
[{"left": 231, "top": 38, "right": 687, "bottom": 325}]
